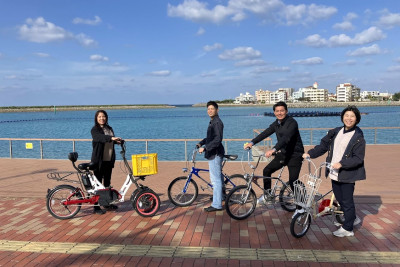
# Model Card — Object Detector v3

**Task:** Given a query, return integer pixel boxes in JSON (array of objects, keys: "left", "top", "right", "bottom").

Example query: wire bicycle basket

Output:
[{"left": 293, "top": 173, "right": 322, "bottom": 209}]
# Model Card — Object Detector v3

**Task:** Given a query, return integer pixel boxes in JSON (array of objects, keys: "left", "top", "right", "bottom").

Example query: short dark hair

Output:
[
  {"left": 94, "top": 110, "right": 109, "bottom": 128},
  {"left": 341, "top": 105, "right": 361, "bottom": 125},
  {"left": 207, "top": 101, "right": 218, "bottom": 109},
  {"left": 273, "top": 101, "right": 287, "bottom": 111}
]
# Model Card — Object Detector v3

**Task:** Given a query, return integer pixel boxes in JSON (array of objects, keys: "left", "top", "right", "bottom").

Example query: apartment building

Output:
[
  {"left": 255, "top": 89, "right": 271, "bottom": 104},
  {"left": 336, "top": 83, "right": 360, "bottom": 102}
]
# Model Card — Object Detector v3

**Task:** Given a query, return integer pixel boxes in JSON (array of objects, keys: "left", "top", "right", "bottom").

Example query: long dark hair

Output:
[{"left": 94, "top": 110, "right": 110, "bottom": 128}]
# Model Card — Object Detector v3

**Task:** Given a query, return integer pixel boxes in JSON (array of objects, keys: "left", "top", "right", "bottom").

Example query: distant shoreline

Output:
[
  {"left": 194, "top": 101, "right": 400, "bottom": 108},
  {"left": 1, "top": 101, "right": 399, "bottom": 113},
  {"left": 0, "top": 104, "right": 175, "bottom": 113}
]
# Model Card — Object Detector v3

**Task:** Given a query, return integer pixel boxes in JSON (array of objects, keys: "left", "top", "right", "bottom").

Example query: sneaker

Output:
[
  {"left": 257, "top": 195, "right": 266, "bottom": 205},
  {"left": 353, "top": 216, "right": 361, "bottom": 226},
  {"left": 93, "top": 207, "right": 106, "bottom": 214},
  {"left": 333, "top": 227, "right": 354, "bottom": 237},
  {"left": 292, "top": 208, "right": 305, "bottom": 219}
]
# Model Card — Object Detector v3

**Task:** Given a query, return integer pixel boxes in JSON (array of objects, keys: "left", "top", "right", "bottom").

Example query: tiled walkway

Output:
[{"left": 0, "top": 145, "right": 399, "bottom": 266}]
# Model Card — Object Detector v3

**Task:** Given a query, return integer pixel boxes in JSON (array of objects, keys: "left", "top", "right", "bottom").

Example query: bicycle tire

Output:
[
  {"left": 46, "top": 184, "right": 82, "bottom": 220},
  {"left": 224, "top": 174, "right": 246, "bottom": 193},
  {"left": 225, "top": 185, "right": 256, "bottom": 220},
  {"left": 290, "top": 212, "right": 311, "bottom": 238},
  {"left": 279, "top": 183, "right": 296, "bottom": 212},
  {"left": 168, "top": 176, "right": 198, "bottom": 207},
  {"left": 134, "top": 188, "right": 160, "bottom": 217}
]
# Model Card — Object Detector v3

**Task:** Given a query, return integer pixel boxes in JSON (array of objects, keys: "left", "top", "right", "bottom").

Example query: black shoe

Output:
[
  {"left": 105, "top": 204, "right": 118, "bottom": 210},
  {"left": 94, "top": 207, "right": 106, "bottom": 214},
  {"left": 204, "top": 206, "right": 223, "bottom": 212}
]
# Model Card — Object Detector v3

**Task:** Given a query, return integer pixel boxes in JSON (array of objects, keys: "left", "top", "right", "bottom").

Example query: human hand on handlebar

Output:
[
  {"left": 243, "top": 142, "right": 253, "bottom": 150},
  {"left": 112, "top": 137, "right": 122, "bottom": 144},
  {"left": 198, "top": 147, "right": 205, "bottom": 154},
  {"left": 331, "top": 162, "right": 342, "bottom": 169},
  {"left": 302, "top": 153, "right": 310, "bottom": 159},
  {"left": 265, "top": 149, "right": 276, "bottom": 158}
]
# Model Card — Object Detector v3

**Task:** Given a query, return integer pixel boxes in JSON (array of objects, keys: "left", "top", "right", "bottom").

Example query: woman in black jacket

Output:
[
  {"left": 303, "top": 105, "right": 366, "bottom": 237},
  {"left": 91, "top": 110, "right": 121, "bottom": 214}
]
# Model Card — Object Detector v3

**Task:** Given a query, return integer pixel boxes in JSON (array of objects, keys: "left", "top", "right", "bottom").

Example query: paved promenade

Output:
[{"left": 0, "top": 145, "right": 399, "bottom": 266}]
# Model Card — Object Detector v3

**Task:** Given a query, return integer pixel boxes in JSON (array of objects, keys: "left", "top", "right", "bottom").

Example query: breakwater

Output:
[{"left": 194, "top": 101, "right": 400, "bottom": 108}]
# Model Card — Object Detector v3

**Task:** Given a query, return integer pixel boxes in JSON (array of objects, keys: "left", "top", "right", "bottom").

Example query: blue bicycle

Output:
[{"left": 168, "top": 148, "right": 246, "bottom": 207}]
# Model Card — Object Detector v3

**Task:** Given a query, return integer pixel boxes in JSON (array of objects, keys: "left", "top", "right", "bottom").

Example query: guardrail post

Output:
[
  {"left": 310, "top": 129, "right": 313, "bottom": 145},
  {"left": 9, "top": 140, "right": 12, "bottom": 158},
  {"left": 73, "top": 140, "right": 76, "bottom": 152},
  {"left": 184, "top": 140, "right": 187, "bottom": 161},
  {"left": 374, "top": 128, "right": 377, "bottom": 144},
  {"left": 40, "top": 140, "right": 43, "bottom": 159},
  {"left": 225, "top": 140, "right": 228, "bottom": 154},
  {"left": 145, "top": 140, "right": 148, "bottom": 154}
]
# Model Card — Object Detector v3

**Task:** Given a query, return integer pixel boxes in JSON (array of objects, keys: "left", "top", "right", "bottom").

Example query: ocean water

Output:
[{"left": 1, "top": 106, "right": 399, "bottom": 160}]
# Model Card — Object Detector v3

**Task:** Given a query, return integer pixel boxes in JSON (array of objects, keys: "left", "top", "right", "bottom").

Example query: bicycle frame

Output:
[{"left": 180, "top": 149, "right": 238, "bottom": 193}]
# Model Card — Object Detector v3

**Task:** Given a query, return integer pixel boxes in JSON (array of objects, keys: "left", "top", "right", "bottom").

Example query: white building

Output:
[
  {"left": 270, "top": 91, "right": 286, "bottom": 103},
  {"left": 255, "top": 89, "right": 271, "bottom": 104},
  {"left": 292, "top": 82, "right": 328, "bottom": 102},
  {"left": 234, "top": 92, "right": 255, "bottom": 104},
  {"left": 336, "top": 83, "right": 360, "bottom": 102}
]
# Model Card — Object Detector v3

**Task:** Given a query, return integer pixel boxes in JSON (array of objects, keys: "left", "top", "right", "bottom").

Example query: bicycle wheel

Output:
[
  {"left": 225, "top": 185, "right": 256, "bottom": 220},
  {"left": 279, "top": 183, "right": 296, "bottom": 212},
  {"left": 46, "top": 184, "right": 82, "bottom": 220},
  {"left": 224, "top": 174, "right": 246, "bottom": 193},
  {"left": 168, "top": 176, "right": 198, "bottom": 207},
  {"left": 134, "top": 188, "right": 160, "bottom": 217},
  {"left": 290, "top": 212, "right": 311, "bottom": 238}
]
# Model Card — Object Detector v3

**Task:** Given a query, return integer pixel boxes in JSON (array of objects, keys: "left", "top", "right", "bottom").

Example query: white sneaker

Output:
[
  {"left": 257, "top": 195, "right": 266, "bottom": 205},
  {"left": 333, "top": 227, "right": 354, "bottom": 237},
  {"left": 353, "top": 216, "right": 361, "bottom": 226},
  {"left": 292, "top": 208, "right": 305, "bottom": 219}
]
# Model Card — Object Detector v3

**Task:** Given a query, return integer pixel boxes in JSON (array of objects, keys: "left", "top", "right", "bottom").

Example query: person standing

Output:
[
  {"left": 197, "top": 101, "right": 225, "bottom": 212},
  {"left": 91, "top": 110, "right": 122, "bottom": 214},
  {"left": 244, "top": 101, "right": 304, "bottom": 205},
  {"left": 303, "top": 105, "right": 366, "bottom": 237}
]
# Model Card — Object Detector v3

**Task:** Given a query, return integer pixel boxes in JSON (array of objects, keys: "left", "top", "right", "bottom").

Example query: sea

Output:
[{"left": 1, "top": 105, "right": 399, "bottom": 160}]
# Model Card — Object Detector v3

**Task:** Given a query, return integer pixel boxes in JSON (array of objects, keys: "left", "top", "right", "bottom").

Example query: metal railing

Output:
[
  {"left": 254, "top": 127, "right": 400, "bottom": 145},
  {"left": 0, "top": 138, "right": 272, "bottom": 160}
]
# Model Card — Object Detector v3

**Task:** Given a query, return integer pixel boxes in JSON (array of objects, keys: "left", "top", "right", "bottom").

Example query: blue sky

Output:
[{"left": 1, "top": 0, "right": 400, "bottom": 106}]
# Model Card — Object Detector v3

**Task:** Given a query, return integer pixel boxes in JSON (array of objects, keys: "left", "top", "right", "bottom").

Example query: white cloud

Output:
[
  {"left": 301, "top": 27, "right": 386, "bottom": 47},
  {"left": 333, "top": 12, "right": 358, "bottom": 31},
  {"left": 387, "top": 65, "right": 400, "bottom": 72},
  {"left": 167, "top": 0, "right": 336, "bottom": 25},
  {"left": 196, "top": 27, "right": 205, "bottom": 35},
  {"left": 291, "top": 57, "right": 323, "bottom": 65},
  {"left": 333, "top": 60, "right": 357, "bottom": 66},
  {"left": 252, "top": 66, "right": 290, "bottom": 74},
  {"left": 347, "top": 44, "right": 382, "bottom": 56},
  {"left": 203, "top": 43, "right": 223, "bottom": 52},
  {"left": 147, "top": 70, "right": 171, "bottom": 76},
  {"left": 219, "top": 46, "right": 261, "bottom": 60},
  {"left": 377, "top": 10, "right": 400, "bottom": 28},
  {"left": 72, "top": 16, "right": 102, "bottom": 26},
  {"left": 18, "top": 17, "right": 97, "bottom": 47},
  {"left": 90, "top": 54, "right": 109, "bottom": 61},
  {"left": 34, "top": 52, "right": 50, "bottom": 57},
  {"left": 234, "top": 59, "right": 266, "bottom": 67}
]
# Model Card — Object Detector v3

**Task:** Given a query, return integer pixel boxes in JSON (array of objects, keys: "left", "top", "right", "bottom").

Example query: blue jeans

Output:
[{"left": 209, "top": 155, "right": 223, "bottom": 209}]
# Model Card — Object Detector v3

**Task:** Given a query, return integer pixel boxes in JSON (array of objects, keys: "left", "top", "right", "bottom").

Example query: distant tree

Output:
[
  {"left": 393, "top": 92, "right": 400, "bottom": 101},
  {"left": 216, "top": 99, "right": 235, "bottom": 104}
]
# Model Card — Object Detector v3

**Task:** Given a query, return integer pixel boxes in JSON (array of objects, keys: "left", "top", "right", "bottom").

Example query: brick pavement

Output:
[{"left": 0, "top": 144, "right": 399, "bottom": 266}]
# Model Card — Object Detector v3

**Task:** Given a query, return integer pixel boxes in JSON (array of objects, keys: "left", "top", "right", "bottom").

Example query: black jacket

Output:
[
  {"left": 252, "top": 116, "right": 304, "bottom": 161},
  {"left": 308, "top": 126, "right": 366, "bottom": 183},
  {"left": 91, "top": 125, "right": 116, "bottom": 169},
  {"left": 199, "top": 115, "right": 225, "bottom": 159}
]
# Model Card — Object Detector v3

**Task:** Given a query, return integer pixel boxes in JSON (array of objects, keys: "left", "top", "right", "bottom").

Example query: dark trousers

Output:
[
  {"left": 94, "top": 161, "right": 113, "bottom": 187},
  {"left": 332, "top": 180, "right": 356, "bottom": 231},
  {"left": 262, "top": 154, "right": 303, "bottom": 191}
]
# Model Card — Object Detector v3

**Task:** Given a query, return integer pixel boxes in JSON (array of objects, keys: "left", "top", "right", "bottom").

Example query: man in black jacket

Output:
[
  {"left": 197, "top": 101, "right": 225, "bottom": 212},
  {"left": 244, "top": 101, "right": 304, "bottom": 205}
]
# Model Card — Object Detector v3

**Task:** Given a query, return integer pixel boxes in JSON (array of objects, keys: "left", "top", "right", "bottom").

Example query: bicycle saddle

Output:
[
  {"left": 224, "top": 154, "right": 238, "bottom": 160},
  {"left": 78, "top": 162, "right": 97, "bottom": 171}
]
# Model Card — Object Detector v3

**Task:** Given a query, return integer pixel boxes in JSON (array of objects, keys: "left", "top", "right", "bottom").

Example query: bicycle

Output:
[
  {"left": 167, "top": 148, "right": 246, "bottom": 207},
  {"left": 225, "top": 148, "right": 296, "bottom": 220},
  {"left": 46, "top": 140, "right": 160, "bottom": 220},
  {"left": 290, "top": 157, "right": 345, "bottom": 238}
]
